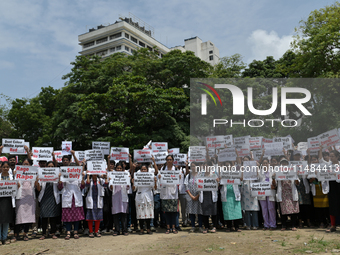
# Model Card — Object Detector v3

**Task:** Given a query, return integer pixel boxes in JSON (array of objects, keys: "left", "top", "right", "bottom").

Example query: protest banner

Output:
[
  {"left": 38, "top": 167, "right": 59, "bottom": 182},
  {"left": 197, "top": 177, "right": 218, "bottom": 191},
  {"left": 264, "top": 142, "right": 283, "bottom": 156},
  {"left": 251, "top": 182, "right": 275, "bottom": 197},
  {"left": 60, "top": 166, "right": 83, "bottom": 182},
  {"left": 0, "top": 181, "right": 17, "bottom": 197},
  {"left": 85, "top": 149, "right": 104, "bottom": 161},
  {"left": 153, "top": 150, "right": 168, "bottom": 164},
  {"left": 92, "top": 141, "right": 110, "bottom": 155},
  {"left": 236, "top": 144, "right": 250, "bottom": 157},
  {"left": 54, "top": 151, "right": 63, "bottom": 163},
  {"left": 242, "top": 161, "right": 258, "bottom": 180},
  {"left": 62, "top": 141, "right": 72, "bottom": 155},
  {"left": 290, "top": 161, "right": 308, "bottom": 176},
  {"left": 15, "top": 165, "right": 38, "bottom": 181},
  {"left": 110, "top": 147, "right": 129, "bottom": 162},
  {"left": 168, "top": 148, "right": 180, "bottom": 154},
  {"left": 152, "top": 142, "right": 168, "bottom": 152},
  {"left": 108, "top": 171, "right": 130, "bottom": 185},
  {"left": 188, "top": 146, "right": 206, "bottom": 162},
  {"left": 134, "top": 172, "right": 155, "bottom": 187},
  {"left": 87, "top": 161, "right": 107, "bottom": 175},
  {"left": 307, "top": 136, "right": 320, "bottom": 154},
  {"left": 297, "top": 142, "right": 308, "bottom": 151},
  {"left": 134, "top": 149, "right": 153, "bottom": 163},
  {"left": 318, "top": 129, "right": 340, "bottom": 147},
  {"left": 32, "top": 147, "right": 53, "bottom": 161},
  {"left": 275, "top": 165, "right": 298, "bottom": 180},
  {"left": 220, "top": 167, "right": 241, "bottom": 185},
  {"left": 261, "top": 138, "right": 273, "bottom": 149},
  {"left": 273, "top": 137, "right": 293, "bottom": 150},
  {"left": 314, "top": 164, "right": 336, "bottom": 181},
  {"left": 233, "top": 136, "right": 250, "bottom": 149},
  {"left": 218, "top": 148, "right": 237, "bottom": 162},
  {"left": 160, "top": 170, "right": 180, "bottom": 185},
  {"left": 16, "top": 142, "right": 30, "bottom": 155},
  {"left": 206, "top": 135, "right": 233, "bottom": 149},
  {"left": 2, "top": 139, "right": 25, "bottom": 154},
  {"left": 249, "top": 137, "right": 263, "bottom": 150},
  {"left": 74, "top": 151, "right": 85, "bottom": 162},
  {"left": 173, "top": 153, "right": 187, "bottom": 166}
]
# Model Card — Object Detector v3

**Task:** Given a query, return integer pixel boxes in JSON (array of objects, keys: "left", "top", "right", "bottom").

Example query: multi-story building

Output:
[{"left": 78, "top": 15, "right": 220, "bottom": 65}]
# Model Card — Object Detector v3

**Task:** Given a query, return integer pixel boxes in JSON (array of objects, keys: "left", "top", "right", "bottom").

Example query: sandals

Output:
[
  {"left": 89, "top": 233, "right": 94, "bottom": 238},
  {"left": 113, "top": 232, "right": 118, "bottom": 236},
  {"left": 281, "top": 228, "right": 286, "bottom": 231},
  {"left": 202, "top": 229, "right": 207, "bottom": 234},
  {"left": 74, "top": 233, "right": 79, "bottom": 239},
  {"left": 24, "top": 235, "right": 29, "bottom": 241},
  {"left": 235, "top": 229, "right": 242, "bottom": 232},
  {"left": 292, "top": 227, "right": 297, "bottom": 231},
  {"left": 95, "top": 233, "right": 101, "bottom": 238},
  {"left": 173, "top": 229, "right": 178, "bottom": 234},
  {"left": 209, "top": 228, "right": 216, "bottom": 233},
  {"left": 39, "top": 235, "right": 46, "bottom": 240},
  {"left": 65, "top": 233, "right": 71, "bottom": 240},
  {"left": 147, "top": 230, "right": 153, "bottom": 235},
  {"left": 11, "top": 237, "right": 17, "bottom": 243},
  {"left": 165, "top": 229, "right": 171, "bottom": 234},
  {"left": 326, "top": 227, "right": 336, "bottom": 233},
  {"left": 52, "top": 235, "right": 58, "bottom": 239}
]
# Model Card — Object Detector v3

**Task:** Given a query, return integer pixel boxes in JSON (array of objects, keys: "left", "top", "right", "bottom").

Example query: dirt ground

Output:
[{"left": 2, "top": 226, "right": 340, "bottom": 255}]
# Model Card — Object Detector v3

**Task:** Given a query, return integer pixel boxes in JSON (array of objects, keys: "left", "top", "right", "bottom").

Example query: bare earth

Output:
[{"left": 2, "top": 227, "right": 340, "bottom": 255}]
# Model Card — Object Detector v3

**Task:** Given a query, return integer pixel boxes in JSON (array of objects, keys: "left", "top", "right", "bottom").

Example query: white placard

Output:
[
  {"left": 87, "top": 161, "right": 107, "bottom": 175},
  {"left": 264, "top": 142, "right": 283, "bottom": 156},
  {"left": 108, "top": 171, "right": 130, "bottom": 185},
  {"left": 15, "top": 165, "right": 38, "bottom": 181},
  {"left": 38, "top": 167, "right": 59, "bottom": 182},
  {"left": 151, "top": 142, "right": 168, "bottom": 152},
  {"left": 168, "top": 148, "right": 180, "bottom": 154},
  {"left": 261, "top": 138, "right": 273, "bottom": 149},
  {"left": 290, "top": 161, "right": 308, "bottom": 176},
  {"left": 0, "top": 181, "right": 18, "bottom": 197},
  {"left": 307, "top": 136, "right": 320, "bottom": 153},
  {"left": 249, "top": 137, "right": 263, "bottom": 150},
  {"left": 242, "top": 161, "right": 258, "bottom": 180},
  {"left": 275, "top": 165, "right": 297, "bottom": 180},
  {"left": 134, "top": 149, "right": 153, "bottom": 163},
  {"left": 234, "top": 136, "right": 250, "bottom": 148},
  {"left": 134, "top": 172, "right": 154, "bottom": 187},
  {"left": 16, "top": 142, "right": 30, "bottom": 155},
  {"left": 60, "top": 166, "right": 83, "bottom": 182},
  {"left": 32, "top": 147, "right": 53, "bottom": 161},
  {"left": 236, "top": 144, "right": 250, "bottom": 157},
  {"left": 318, "top": 129, "right": 340, "bottom": 147},
  {"left": 314, "top": 163, "right": 336, "bottom": 181},
  {"left": 153, "top": 150, "right": 168, "bottom": 164},
  {"left": 273, "top": 137, "right": 293, "bottom": 150},
  {"left": 54, "top": 151, "right": 63, "bottom": 163},
  {"left": 85, "top": 149, "right": 104, "bottom": 161},
  {"left": 251, "top": 182, "right": 275, "bottom": 197},
  {"left": 297, "top": 142, "right": 308, "bottom": 151},
  {"left": 92, "top": 141, "right": 110, "bottom": 155},
  {"left": 2, "top": 139, "right": 25, "bottom": 154},
  {"left": 218, "top": 148, "right": 237, "bottom": 162},
  {"left": 220, "top": 167, "right": 241, "bottom": 185},
  {"left": 206, "top": 135, "right": 233, "bottom": 149},
  {"left": 160, "top": 170, "right": 180, "bottom": 185},
  {"left": 173, "top": 153, "right": 187, "bottom": 166},
  {"left": 110, "top": 147, "right": 129, "bottom": 162},
  {"left": 197, "top": 177, "right": 218, "bottom": 191},
  {"left": 188, "top": 146, "right": 206, "bottom": 163},
  {"left": 74, "top": 151, "right": 85, "bottom": 162},
  {"left": 62, "top": 141, "right": 72, "bottom": 155}
]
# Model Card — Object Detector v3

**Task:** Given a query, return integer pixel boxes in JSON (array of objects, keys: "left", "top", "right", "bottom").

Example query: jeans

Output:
[
  {"left": 244, "top": 211, "right": 259, "bottom": 228},
  {"left": 165, "top": 212, "right": 177, "bottom": 228},
  {"left": 0, "top": 223, "right": 9, "bottom": 241},
  {"left": 65, "top": 221, "right": 80, "bottom": 232},
  {"left": 153, "top": 194, "right": 161, "bottom": 227},
  {"left": 189, "top": 214, "right": 203, "bottom": 228}
]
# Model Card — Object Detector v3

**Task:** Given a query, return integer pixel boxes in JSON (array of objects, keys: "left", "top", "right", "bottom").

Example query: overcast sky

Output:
[{"left": 0, "top": 0, "right": 335, "bottom": 104}]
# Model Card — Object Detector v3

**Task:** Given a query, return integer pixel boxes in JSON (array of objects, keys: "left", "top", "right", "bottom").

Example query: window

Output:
[
  {"left": 131, "top": 49, "right": 135, "bottom": 54},
  {"left": 125, "top": 46, "right": 130, "bottom": 52},
  {"left": 209, "top": 50, "right": 213, "bottom": 54},
  {"left": 97, "top": 50, "right": 107, "bottom": 56},
  {"left": 125, "top": 33, "right": 129, "bottom": 39},
  {"left": 131, "top": 36, "right": 137, "bottom": 43},
  {"left": 110, "top": 47, "right": 115, "bottom": 53},
  {"left": 139, "top": 41, "right": 145, "bottom": 47},
  {"left": 116, "top": 45, "right": 121, "bottom": 50},
  {"left": 147, "top": 45, "right": 152, "bottom": 51},
  {"left": 209, "top": 55, "right": 214, "bottom": 61},
  {"left": 110, "top": 32, "right": 122, "bottom": 40},
  {"left": 96, "top": 37, "right": 108, "bottom": 44},
  {"left": 84, "top": 41, "right": 95, "bottom": 48}
]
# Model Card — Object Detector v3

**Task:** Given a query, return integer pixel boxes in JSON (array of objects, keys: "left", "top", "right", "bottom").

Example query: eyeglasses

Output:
[{"left": 166, "top": 159, "right": 173, "bottom": 161}]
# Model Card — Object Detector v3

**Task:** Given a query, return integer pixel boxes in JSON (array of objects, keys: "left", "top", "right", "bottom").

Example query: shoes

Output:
[
  {"left": 55, "top": 231, "right": 61, "bottom": 236},
  {"left": 245, "top": 226, "right": 251, "bottom": 230},
  {"left": 127, "top": 227, "right": 132, "bottom": 233},
  {"left": 252, "top": 227, "right": 258, "bottom": 230},
  {"left": 189, "top": 227, "right": 195, "bottom": 233},
  {"left": 150, "top": 226, "right": 156, "bottom": 232}
]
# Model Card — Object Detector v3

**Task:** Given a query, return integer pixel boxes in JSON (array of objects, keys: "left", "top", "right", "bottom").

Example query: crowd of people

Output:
[{"left": 0, "top": 142, "right": 338, "bottom": 245}]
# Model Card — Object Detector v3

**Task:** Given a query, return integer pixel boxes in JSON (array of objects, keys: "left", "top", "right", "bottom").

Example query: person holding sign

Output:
[
  {"left": 109, "top": 163, "right": 130, "bottom": 236},
  {"left": 36, "top": 161, "right": 61, "bottom": 240},
  {"left": 132, "top": 164, "right": 158, "bottom": 235},
  {"left": 159, "top": 155, "right": 181, "bottom": 234},
  {"left": 85, "top": 170, "right": 108, "bottom": 238},
  {"left": 58, "top": 151, "right": 85, "bottom": 240},
  {"left": 0, "top": 161, "right": 18, "bottom": 244},
  {"left": 276, "top": 158, "right": 300, "bottom": 231}
]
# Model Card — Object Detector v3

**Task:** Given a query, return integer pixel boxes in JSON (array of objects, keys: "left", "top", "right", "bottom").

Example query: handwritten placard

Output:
[
  {"left": 197, "top": 177, "right": 218, "bottom": 191},
  {"left": 160, "top": 170, "right": 180, "bottom": 185},
  {"left": 152, "top": 142, "right": 168, "bottom": 152},
  {"left": 62, "top": 141, "right": 72, "bottom": 155},
  {"left": 38, "top": 167, "right": 59, "bottom": 182},
  {"left": 60, "top": 166, "right": 83, "bottom": 182},
  {"left": 87, "top": 161, "right": 107, "bottom": 175},
  {"left": 110, "top": 147, "right": 129, "bottom": 162},
  {"left": 134, "top": 149, "right": 153, "bottom": 163},
  {"left": 134, "top": 172, "right": 155, "bottom": 187},
  {"left": 15, "top": 165, "right": 38, "bottom": 181},
  {"left": 0, "top": 181, "right": 18, "bottom": 197},
  {"left": 2, "top": 139, "right": 25, "bottom": 154},
  {"left": 173, "top": 153, "right": 187, "bottom": 166},
  {"left": 92, "top": 141, "right": 110, "bottom": 155},
  {"left": 251, "top": 182, "right": 274, "bottom": 197},
  {"left": 32, "top": 147, "right": 53, "bottom": 161},
  {"left": 85, "top": 149, "right": 104, "bottom": 161},
  {"left": 108, "top": 171, "right": 130, "bottom": 185}
]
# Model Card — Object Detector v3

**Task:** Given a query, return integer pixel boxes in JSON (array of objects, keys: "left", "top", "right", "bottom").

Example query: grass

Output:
[
  {"left": 294, "top": 235, "right": 340, "bottom": 253},
  {"left": 203, "top": 243, "right": 225, "bottom": 252},
  {"left": 296, "top": 234, "right": 300, "bottom": 240}
]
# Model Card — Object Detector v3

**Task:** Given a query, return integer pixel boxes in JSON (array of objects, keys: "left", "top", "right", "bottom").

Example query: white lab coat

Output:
[
  {"left": 60, "top": 181, "right": 83, "bottom": 208},
  {"left": 86, "top": 179, "right": 105, "bottom": 209}
]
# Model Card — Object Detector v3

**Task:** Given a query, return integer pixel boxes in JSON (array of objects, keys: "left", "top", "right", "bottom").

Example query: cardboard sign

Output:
[
  {"left": 134, "top": 149, "right": 153, "bottom": 163},
  {"left": 62, "top": 141, "right": 72, "bottom": 155},
  {"left": 38, "top": 167, "right": 59, "bottom": 182},
  {"left": 108, "top": 171, "right": 130, "bottom": 185},
  {"left": 197, "top": 177, "right": 218, "bottom": 191},
  {"left": 236, "top": 144, "right": 250, "bottom": 157},
  {"left": 2, "top": 139, "right": 25, "bottom": 154},
  {"left": 110, "top": 147, "right": 129, "bottom": 162},
  {"left": 264, "top": 142, "right": 283, "bottom": 156},
  {"left": 318, "top": 129, "right": 340, "bottom": 147},
  {"left": 242, "top": 161, "right": 258, "bottom": 180},
  {"left": 273, "top": 137, "right": 293, "bottom": 150},
  {"left": 233, "top": 136, "right": 250, "bottom": 149},
  {"left": 153, "top": 150, "right": 168, "bottom": 165},
  {"left": 32, "top": 147, "right": 53, "bottom": 161},
  {"left": 168, "top": 148, "right": 180, "bottom": 154},
  {"left": 60, "top": 166, "right": 83, "bottom": 182},
  {"left": 15, "top": 165, "right": 38, "bottom": 181},
  {"left": 16, "top": 142, "right": 30, "bottom": 155},
  {"left": 249, "top": 137, "right": 263, "bottom": 150},
  {"left": 87, "top": 161, "right": 107, "bottom": 175},
  {"left": 152, "top": 142, "right": 168, "bottom": 152},
  {"left": 85, "top": 149, "right": 104, "bottom": 161},
  {"left": 261, "top": 138, "right": 273, "bottom": 149},
  {"left": 206, "top": 135, "right": 233, "bottom": 149},
  {"left": 297, "top": 142, "right": 308, "bottom": 151},
  {"left": 188, "top": 146, "right": 206, "bottom": 162},
  {"left": 134, "top": 172, "right": 155, "bottom": 187},
  {"left": 74, "top": 151, "right": 85, "bottom": 162},
  {"left": 220, "top": 167, "right": 241, "bottom": 185},
  {"left": 218, "top": 148, "right": 237, "bottom": 162},
  {"left": 290, "top": 161, "right": 308, "bottom": 176},
  {"left": 173, "top": 153, "right": 187, "bottom": 166},
  {"left": 314, "top": 163, "right": 336, "bottom": 181},
  {"left": 54, "top": 151, "right": 63, "bottom": 163},
  {"left": 92, "top": 141, "right": 110, "bottom": 155},
  {"left": 275, "top": 166, "right": 297, "bottom": 180},
  {"left": 307, "top": 136, "right": 320, "bottom": 153},
  {"left": 160, "top": 170, "right": 180, "bottom": 185},
  {"left": 0, "top": 181, "right": 18, "bottom": 197},
  {"left": 251, "top": 182, "right": 274, "bottom": 197}
]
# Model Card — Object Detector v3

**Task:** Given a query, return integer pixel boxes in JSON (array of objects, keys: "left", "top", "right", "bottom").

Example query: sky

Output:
[{"left": 0, "top": 0, "right": 336, "bottom": 104}]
